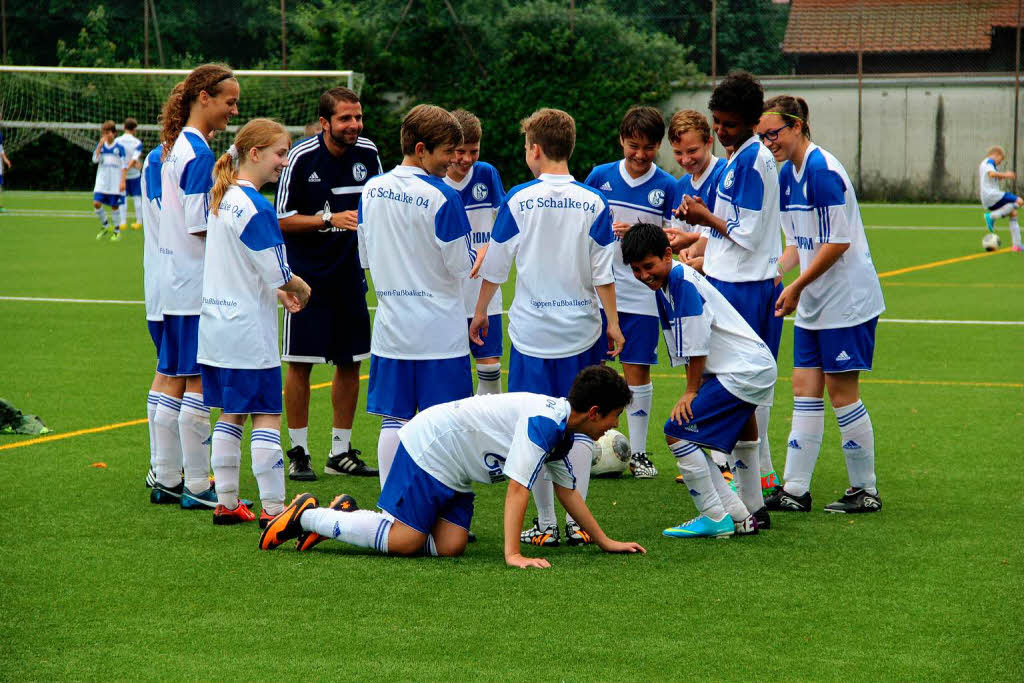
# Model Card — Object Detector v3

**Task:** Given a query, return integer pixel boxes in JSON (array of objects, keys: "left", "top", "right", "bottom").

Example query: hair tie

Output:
[
  {"left": 227, "top": 144, "right": 239, "bottom": 161},
  {"left": 764, "top": 111, "right": 803, "bottom": 122}
]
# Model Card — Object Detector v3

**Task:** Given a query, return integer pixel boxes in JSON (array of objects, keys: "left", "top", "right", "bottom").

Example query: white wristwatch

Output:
[{"left": 321, "top": 211, "right": 333, "bottom": 226}]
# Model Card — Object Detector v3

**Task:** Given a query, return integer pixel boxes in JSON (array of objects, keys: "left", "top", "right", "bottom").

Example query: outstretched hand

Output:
[
  {"left": 598, "top": 539, "right": 647, "bottom": 554},
  {"left": 506, "top": 553, "right": 551, "bottom": 569}
]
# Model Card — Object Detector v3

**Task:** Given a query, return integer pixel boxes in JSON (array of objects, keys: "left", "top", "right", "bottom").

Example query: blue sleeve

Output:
[
  {"left": 180, "top": 152, "right": 215, "bottom": 195},
  {"left": 490, "top": 166, "right": 506, "bottom": 207},
  {"left": 434, "top": 193, "right": 472, "bottom": 242},
  {"left": 527, "top": 415, "right": 561, "bottom": 452},
  {"left": 662, "top": 181, "right": 677, "bottom": 223},
  {"left": 240, "top": 207, "right": 285, "bottom": 252},
  {"left": 807, "top": 168, "right": 846, "bottom": 208},
  {"left": 669, "top": 274, "right": 704, "bottom": 319},
  {"left": 583, "top": 167, "right": 601, "bottom": 190},
  {"left": 731, "top": 160, "right": 765, "bottom": 211},
  {"left": 588, "top": 200, "right": 614, "bottom": 247},
  {"left": 491, "top": 200, "right": 519, "bottom": 243}
]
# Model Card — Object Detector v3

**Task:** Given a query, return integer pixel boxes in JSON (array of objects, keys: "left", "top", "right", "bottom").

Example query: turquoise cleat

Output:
[
  {"left": 984, "top": 212, "right": 995, "bottom": 232},
  {"left": 663, "top": 514, "right": 734, "bottom": 539}
]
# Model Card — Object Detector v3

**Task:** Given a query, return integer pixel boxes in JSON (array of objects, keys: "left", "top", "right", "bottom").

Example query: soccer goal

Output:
[{"left": 0, "top": 65, "right": 364, "bottom": 156}]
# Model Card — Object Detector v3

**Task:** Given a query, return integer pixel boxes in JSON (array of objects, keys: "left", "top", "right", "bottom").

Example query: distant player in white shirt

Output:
[
  {"left": 585, "top": 105, "right": 687, "bottom": 481},
  {"left": 358, "top": 104, "right": 476, "bottom": 491},
  {"left": 198, "top": 118, "right": 311, "bottom": 527},
  {"left": 759, "top": 95, "right": 885, "bottom": 514},
  {"left": 471, "top": 107, "right": 622, "bottom": 548},
  {"left": 0, "top": 128, "right": 11, "bottom": 212},
  {"left": 114, "top": 117, "right": 145, "bottom": 230},
  {"left": 444, "top": 109, "right": 507, "bottom": 395},
  {"left": 623, "top": 223, "right": 776, "bottom": 538},
  {"left": 979, "top": 145, "right": 1022, "bottom": 251},
  {"left": 676, "top": 72, "right": 783, "bottom": 526},
  {"left": 149, "top": 64, "right": 240, "bottom": 510},
  {"left": 259, "top": 365, "right": 646, "bottom": 568},
  {"left": 92, "top": 120, "right": 126, "bottom": 242}
]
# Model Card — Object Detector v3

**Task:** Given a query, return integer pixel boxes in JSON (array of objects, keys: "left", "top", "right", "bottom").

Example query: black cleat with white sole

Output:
[
  {"left": 764, "top": 489, "right": 812, "bottom": 512},
  {"left": 325, "top": 448, "right": 378, "bottom": 477},
  {"left": 824, "top": 488, "right": 882, "bottom": 513},
  {"left": 286, "top": 446, "right": 317, "bottom": 482}
]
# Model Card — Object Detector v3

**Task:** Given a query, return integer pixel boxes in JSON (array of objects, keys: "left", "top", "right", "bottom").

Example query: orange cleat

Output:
[
  {"left": 296, "top": 494, "right": 359, "bottom": 551},
  {"left": 213, "top": 502, "right": 257, "bottom": 525},
  {"left": 258, "top": 493, "right": 318, "bottom": 550}
]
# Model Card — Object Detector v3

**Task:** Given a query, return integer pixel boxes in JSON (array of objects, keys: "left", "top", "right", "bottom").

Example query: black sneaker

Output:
[
  {"left": 764, "top": 489, "right": 812, "bottom": 512},
  {"left": 324, "top": 448, "right": 379, "bottom": 477},
  {"left": 824, "top": 488, "right": 882, "bottom": 514},
  {"left": 467, "top": 531, "right": 477, "bottom": 543},
  {"left": 286, "top": 446, "right": 317, "bottom": 482},
  {"left": 752, "top": 506, "right": 771, "bottom": 529}
]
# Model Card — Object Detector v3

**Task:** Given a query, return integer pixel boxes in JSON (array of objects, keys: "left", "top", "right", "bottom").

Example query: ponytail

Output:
[
  {"left": 209, "top": 119, "right": 289, "bottom": 216},
  {"left": 764, "top": 94, "right": 811, "bottom": 140},
  {"left": 159, "top": 63, "right": 235, "bottom": 159}
]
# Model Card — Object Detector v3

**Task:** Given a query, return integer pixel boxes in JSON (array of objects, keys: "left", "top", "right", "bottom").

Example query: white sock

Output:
[
  {"left": 564, "top": 435, "right": 594, "bottom": 525},
  {"left": 626, "top": 383, "right": 653, "bottom": 454},
  {"left": 783, "top": 397, "right": 825, "bottom": 496},
  {"left": 708, "top": 449, "right": 729, "bottom": 469},
  {"left": 153, "top": 394, "right": 183, "bottom": 487},
  {"left": 179, "top": 392, "right": 211, "bottom": 494},
  {"left": 991, "top": 203, "right": 1016, "bottom": 219},
  {"left": 288, "top": 427, "right": 308, "bottom": 453},
  {"left": 475, "top": 362, "right": 502, "bottom": 395},
  {"left": 671, "top": 439, "right": 725, "bottom": 521},
  {"left": 755, "top": 404, "right": 775, "bottom": 477},
  {"left": 301, "top": 507, "right": 392, "bottom": 553},
  {"left": 146, "top": 391, "right": 160, "bottom": 470},
  {"left": 836, "top": 400, "right": 877, "bottom": 494},
  {"left": 211, "top": 421, "right": 243, "bottom": 509},
  {"left": 706, "top": 453, "right": 748, "bottom": 522},
  {"left": 727, "top": 440, "right": 763, "bottom": 514},
  {"left": 251, "top": 428, "right": 286, "bottom": 516},
  {"left": 114, "top": 203, "right": 126, "bottom": 226},
  {"left": 532, "top": 475, "right": 558, "bottom": 529},
  {"left": 377, "top": 418, "right": 404, "bottom": 489},
  {"left": 332, "top": 427, "right": 352, "bottom": 455},
  {"left": 1010, "top": 218, "right": 1021, "bottom": 248},
  {"left": 95, "top": 206, "right": 109, "bottom": 227}
]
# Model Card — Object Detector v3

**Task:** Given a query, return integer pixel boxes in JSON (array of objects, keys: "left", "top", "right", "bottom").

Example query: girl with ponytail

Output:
[
  {"left": 758, "top": 95, "right": 886, "bottom": 515},
  {"left": 197, "top": 118, "right": 311, "bottom": 525},
  {"left": 150, "top": 64, "right": 239, "bottom": 509}
]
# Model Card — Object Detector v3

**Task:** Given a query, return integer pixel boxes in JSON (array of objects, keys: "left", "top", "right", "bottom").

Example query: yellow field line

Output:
[{"left": 877, "top": 247, "right": 1011, "bottom": 278}]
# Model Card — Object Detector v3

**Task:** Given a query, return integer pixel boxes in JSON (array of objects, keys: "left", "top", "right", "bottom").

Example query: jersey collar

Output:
[
  {"left": 393, "top": 164, "right": 429, "bottom": 177},
  {"left": 181, "top": 126, "right": 210, "bottom": 149},
  {"left": 618, "top": 159, "right": 657, "bottom": 188},
  {"left": 731, "top": 135, "right": 760, "bottom": 162},
  {"left": 444, "top": 165, "right": 475, "bottom": 191},
  {"left": 236, "top": 179, "right": 256, "bottom": 189},
  {"left": 790, "top": 142, "right": 818, "bottom": 182},
  {"left": 689, "top": 155, "right": 719, "bottom": 191},
  {"left": 538, "top": 173, "right": 574, "bottom": 184}
]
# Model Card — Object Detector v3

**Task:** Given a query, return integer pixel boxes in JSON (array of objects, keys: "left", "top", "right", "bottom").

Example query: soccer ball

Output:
[
  {"left": 591, "top": 428, "right": 630, "bottom": 478},
  {"left": 982, "top": 233, "right": 1001, "bottom": 251}
]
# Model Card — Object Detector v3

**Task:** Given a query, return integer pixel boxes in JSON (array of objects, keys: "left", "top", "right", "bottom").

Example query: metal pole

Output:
[
  {"left": 144, "top": 0, "right": 149, "bottom": 69},
  {"left": 281, "top": 0, "right": 287, "bottom": 69},
  {"left": 1013, "top": 0, "right": 1021, "bottom": 193},
  {"left": 569, "top": 0, "right": 574, "bottom": 34},
  {"left": 856, "top": 0, "right": 864, "bottom": 195},
  {"left": 710, "top": 0, "right": 717, "bottom": 86},
  {"left": 150, "top": 0, "right": 165, "bottom": 67}
]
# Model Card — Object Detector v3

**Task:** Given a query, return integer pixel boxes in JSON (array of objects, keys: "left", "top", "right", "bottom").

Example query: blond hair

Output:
[
  {"left": 520, "top": 108, "right": 575, "bottom": 161},
  {"left": 101, "top": 120, "right": 116, "bottom": 133},
  {"left": 668, "top": 109, "right": 710, "bottom": 144},
  {"left": 209, "top": 118, "right": 289, "bottom": 216},
  {"left": 987, "top": 145, "right": 1005, "bottom": 158}
]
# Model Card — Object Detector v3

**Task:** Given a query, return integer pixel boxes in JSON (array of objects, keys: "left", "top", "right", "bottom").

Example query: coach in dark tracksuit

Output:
[{"left": 275, "top": 87, "right": 381, "bottom": 480}]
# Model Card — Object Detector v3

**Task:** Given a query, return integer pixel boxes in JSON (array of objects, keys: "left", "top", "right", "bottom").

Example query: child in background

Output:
[
  {"left": 92, "top": 120, "right": 126, "bottom": 242},
  {"left": 198, "top": 118, "right": 311, "bottom": 525}
]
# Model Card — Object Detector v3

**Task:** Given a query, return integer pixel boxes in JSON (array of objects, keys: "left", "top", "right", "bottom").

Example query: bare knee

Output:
[
  {"left": 434, "top": 540, "right": 467, "bottom": 557},
  {"left": 93, "top": 201, "right": 102, "bottom": 209}
]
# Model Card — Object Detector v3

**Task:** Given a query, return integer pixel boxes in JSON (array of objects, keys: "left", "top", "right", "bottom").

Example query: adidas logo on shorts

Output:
[
  {"left": 788, "top": 438, "right": 801, "bottom": 449},
  {"left": 600, "top": 181, "right": 613, "bottom": 191},
  {"left": 835, "top": 350, "right": 851, "bottom": 362},
  {"left": 842, "top": 440, "right": 862, "bottom": 450},
  {"left": 684, "top": 423, "right": 699, "bottom": 432},
  {"left": 308, "top": 172, "right": 321, "bottom": 182}
]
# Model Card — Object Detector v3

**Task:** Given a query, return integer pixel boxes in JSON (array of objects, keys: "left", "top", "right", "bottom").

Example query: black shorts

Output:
[{"left": 282, "top": 281, "right": 371, "bottom": 365}]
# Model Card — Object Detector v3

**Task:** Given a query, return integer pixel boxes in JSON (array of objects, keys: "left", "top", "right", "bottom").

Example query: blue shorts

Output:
[
  {"left": 199, "top": 365, "right": 282, "bottom": 415},
  {"left": 468, "top": 314, "right": 503, "bottom": 359},
  {"left": 663, "top": 376, "right": 757, "bottom": 454},
  {"left": 794, "top": 317, "right": 878, "bottom": 373},
  {"left": 508, "top": 338, "right": 606, "bottom": 397},
  {"left": 93, "top": 192, "right": 124, "bottom": 208},
  {"left": 377, "top": 442, "right": 475, "bottom": 533},
  {"left": 157, "top": 314, "right": 201, "bottom": 377},
  {"left": 599, "top": 310, "right": 659, "bottom": 365},
  {"left": 367, "top": 355, "right": 473, "bottom": 420},
  {"left": 706, "top": 276, "right": 784, "bottom": 359},
  {"left": 147, "top": 319, "right": 164, "bottom": 357},
  {"left": 0, "top": 174, "right": 4, "bottom": 186},
  {"left": 988, "top": 193, "right": 1021, "bottom": 212},
  {"left": 125, "top": 177, "right": 142, "bottom": 197}
]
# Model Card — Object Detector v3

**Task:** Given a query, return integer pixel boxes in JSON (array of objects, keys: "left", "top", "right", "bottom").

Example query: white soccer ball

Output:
[
  {"left": 982, "top": 232, "right": 1001, "bottom": 251},
  {"left": 591, "top": 428, "right": 630, "bottom": 477}
]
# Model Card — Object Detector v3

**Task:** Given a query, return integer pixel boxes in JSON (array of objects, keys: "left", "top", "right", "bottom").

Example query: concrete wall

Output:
[{"left": 658, "top": 75, "right": 1022, "bottom": 202}]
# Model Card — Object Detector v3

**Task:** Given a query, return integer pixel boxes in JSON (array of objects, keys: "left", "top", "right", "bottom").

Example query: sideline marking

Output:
[
  {"left": 0, "top": 296, "right": 145, "bottom": 304},
  {"left": 877, "top": 247, "right": 1011, "bottom": 278},
  {"left": 866, "top": 225, "right": 984, "bottom": 232}
]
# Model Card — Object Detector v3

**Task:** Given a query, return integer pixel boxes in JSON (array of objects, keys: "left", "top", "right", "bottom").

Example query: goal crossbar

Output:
[{"left": 0, "top": 65, "right": 357, "bottom": 89}]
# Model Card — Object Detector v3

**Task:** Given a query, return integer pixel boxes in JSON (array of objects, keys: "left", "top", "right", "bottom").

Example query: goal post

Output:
[{"left": 0, "top": 65, "right": 365, "bottom": 156}]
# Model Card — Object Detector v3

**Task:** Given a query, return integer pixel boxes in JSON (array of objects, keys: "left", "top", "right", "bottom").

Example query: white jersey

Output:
[
  {"left": 92, "top": 141, "right": 126, "bottom": 195},
  {"left": 480, "top": 173, "right": 615, "bottom": 358},
  {"left": 979, "top": 157, "right": 1006, "bottom": 208},
  {"left": 443, "top": 161, "right": 506, "bottom": 316},
  {"left": 398, "top": 392, "right": 577, "bottom": 493},
  {"left": 114, "top": 132, "right": 144, "bottom": 180},
  {"left": 779, "top": 144, "right": 885, "bottom": 330},
  {"left": 584, "top": 160, "right": 677, "bottom": 316},
  {"left": 198, "top": 182, "right": 292, "bottom": 370},
  {"left": 140, "top": 146, "right": 164, "bottom": 321},
  {"left": 705, "top": 136, "right": 783, "bottom": 282},
  {"left": 658, "top": 262, "right": 777, "bottom": 406},
  {"left": 159, "top": 127, "right": 215, "bottom": 316},
  {"left": 358, "top": 165, "right": 475, "bottom": 360}
]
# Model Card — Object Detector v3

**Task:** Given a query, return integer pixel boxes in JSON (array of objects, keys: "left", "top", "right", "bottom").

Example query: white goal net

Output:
[{"left": 0, "top": 66, "right": 365, "bottom": 156}]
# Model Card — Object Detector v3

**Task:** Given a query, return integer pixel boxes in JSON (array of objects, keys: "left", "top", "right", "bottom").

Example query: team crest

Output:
[
  {"left": 647, "top": 189, "right": 665, "bottom": 208},
  {"left": 352, "top": 162, "right": 368, "bottom": 182},
  {"left": 472, "top": 182, "right": 489, "bottom": 202},
  {"left": 723, "top": 169, "right": 735, "bottom": 189}
]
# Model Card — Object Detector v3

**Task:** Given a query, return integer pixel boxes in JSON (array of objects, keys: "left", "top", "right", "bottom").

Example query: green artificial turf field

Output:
[{"left": 1, "top": 192, "right": 1022, "bottom": 680}]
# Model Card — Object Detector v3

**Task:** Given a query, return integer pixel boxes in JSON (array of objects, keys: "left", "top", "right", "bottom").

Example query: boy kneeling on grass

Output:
[
  {"left": 259, "top": 365, "right": 646, "bottom": 568},
  {"left": 622, "top": 223, "right": 777, "bottom": 538}
]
